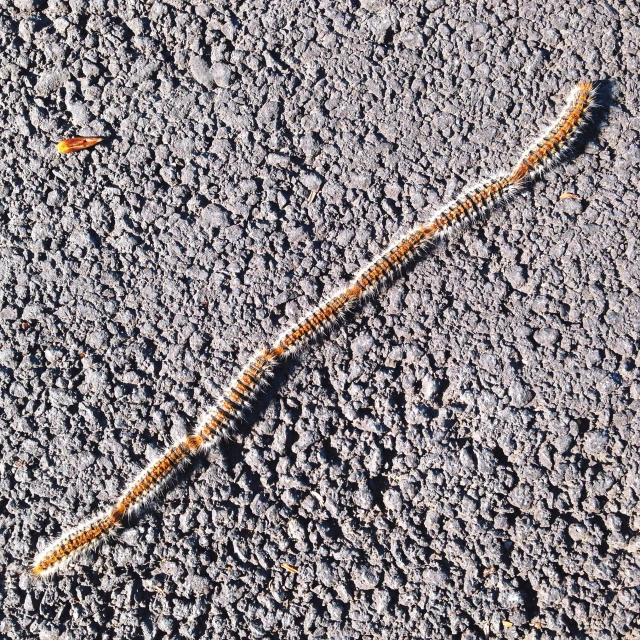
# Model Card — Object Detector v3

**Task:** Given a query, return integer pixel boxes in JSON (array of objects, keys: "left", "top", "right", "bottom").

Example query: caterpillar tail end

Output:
[
  {"left": 508, "top": 80, "right": 597, "bottom": 187},
  {"left": 31, "top": 513, "right": 118, "bottom": 578}
]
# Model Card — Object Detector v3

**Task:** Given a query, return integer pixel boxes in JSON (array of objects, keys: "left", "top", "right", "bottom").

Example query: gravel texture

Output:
[{"left": 1, "top": 1, "right": 639, "bottom": 638}]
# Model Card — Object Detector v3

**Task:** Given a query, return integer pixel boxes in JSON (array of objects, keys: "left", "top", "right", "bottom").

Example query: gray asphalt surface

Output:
[{"left": 1, "top": 1, "right": 639, "bottom": 638}]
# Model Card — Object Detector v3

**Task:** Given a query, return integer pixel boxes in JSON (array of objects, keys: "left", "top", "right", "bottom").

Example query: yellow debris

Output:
[{"left": 56, "top": 137, "right": 103, "bottom": 154}]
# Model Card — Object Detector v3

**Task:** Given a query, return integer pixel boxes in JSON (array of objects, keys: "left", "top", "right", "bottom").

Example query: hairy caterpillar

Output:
[{"left": 32, "top": 81, "right": 596, "bottom": 577}]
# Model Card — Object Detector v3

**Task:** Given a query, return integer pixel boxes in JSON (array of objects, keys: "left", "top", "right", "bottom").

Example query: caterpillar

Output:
[{"left": 31, "top": 80, "right": 597, "bottom": 577}]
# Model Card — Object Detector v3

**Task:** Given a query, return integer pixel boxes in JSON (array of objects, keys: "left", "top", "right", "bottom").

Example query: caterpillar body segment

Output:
[
  {"left": 198, "top": 349, "right": 277, "bottom": 440},
  {"left": 428, "top": 174, "right": 516, "bottom": 235}
]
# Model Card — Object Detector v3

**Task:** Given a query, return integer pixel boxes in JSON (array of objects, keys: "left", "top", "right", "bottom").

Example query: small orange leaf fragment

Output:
[
  {"left": 502, "top": 621, "right": 513, "bottom": 628},
  {"left": 280, "top": 563, "right": 298, "bottom": 574},
  {"left": 559, "top": 192, "right": 580, "bottom": 200},
  {"left": 56, "top": 137, "right": 103, "bottom": 154}
]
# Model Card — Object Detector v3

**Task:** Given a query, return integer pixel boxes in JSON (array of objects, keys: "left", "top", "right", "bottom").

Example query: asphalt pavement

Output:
[{"left": 0, "top": 0, "right": 639, "bottom": 638}]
